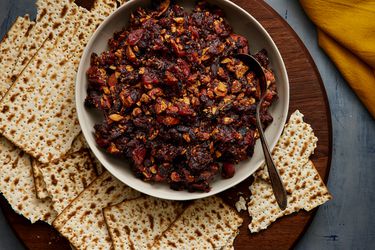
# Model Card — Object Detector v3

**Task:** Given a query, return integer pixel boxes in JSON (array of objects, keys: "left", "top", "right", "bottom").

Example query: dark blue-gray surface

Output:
[{"left": 0, "top": 1, "right": 374, "bottom": 249}]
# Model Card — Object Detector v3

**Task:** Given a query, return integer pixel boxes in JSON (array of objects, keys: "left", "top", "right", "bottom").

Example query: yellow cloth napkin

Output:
[{"left": 300, "top": 0, "right": 375, "bottom": 118}]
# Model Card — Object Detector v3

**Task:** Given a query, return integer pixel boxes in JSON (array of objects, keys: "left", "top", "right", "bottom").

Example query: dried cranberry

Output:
[
  {"left": 131, "top": 145, "right": 146, "bottom": 165},
  {"left": 221, "top": 163, "right": 235, "bottom": 178},
  {"left": 127, "top": 29, "right": 144, "bottom": 45}
]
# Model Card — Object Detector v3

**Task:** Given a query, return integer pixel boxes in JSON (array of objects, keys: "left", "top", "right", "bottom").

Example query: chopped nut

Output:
[
  {"left": 140, "top": 93, "right": 151, "bottom": 103},
  {"left": 217, "top": 67, "right": 226, "bottom": 79},
  {"left": 217, "top": 82, "right": 227, "bottom": 92},
  {"left": 142, "top": 171, "right": 152, "bottom": 179},
  {"left": 249, "top": 97, "right": 256, "bottom": 104},
  {"left": 102, "top": 87, "right": 110, "bottom": 95},
  {"left": 246, "top": 72, "right": 255, "bottom": 84},
  {"left": 173, "top": 17, "right": 184, "bottom": 24},
  {"left": 213, "top": 20, "right": 223, "bottom": 34},
  {"left": 115, "top": 49, "right": 122, "bottom": 58},
  {"left": 108, "top": 143, "right": 120, "bottom": 154},
  {"left": 231, "top": 80, "right": 242, "bottom": 93},
  {"left": 149, "top": 129, "right": 159, "bottom": 140},
  {"left": 235, "top": 62, "right": 249, "bottom": 79},
  {"left": 183, "top": 133, "right": 191, "bottom": 142},
  {"left": 126, "top": 46, "right": 136, "bottom": 61},
  {"left": 201, "top": 75, "right": 211, "bottom": 84},
  {"left": 139, "top": 67, "right": 145, "bottom": 74},
  {"left": 223, "top": 117, "right": 234, "bottom": 124},
  {"left": 191, "top": 96, "right": 200, "bottom": 107},
  {"left": 254, "top": 129, "right": 260, "bottom": 139},
  {"left": 164, "top": 34, "right": 171, "bottom": 41},
  {"left": 126, "top": 65, "right": 134, "bottom": 72},
  {"left": 155, "top": 98, "right": 168, "bottom": 114},
  {"left": 177, "top": 26, "right": 185, "bottom": 35},
  {"left": 108, "top": 73, "right": 118, "bottom": 87},
  {"left": 109, "top": 65, "right": 116, "bottom": 70},
  {"left": 223, "top": 95, "right": 232, "bottom": 104},
  {"left": 150, "top": 165, "right": 158, "bottom": 174},
  {"left": 109, "top": 114, "right": 124, "bottom": 121},
  {"left": 171, "top": 25, "right": 177, "bottom": 33},
  {"left": 132, "top": 107, "right": 142, "bottom": 116},
  {"left": 183, "top": 97, "right": 190, "bottom": 104},
  {"left": 214, "top": 82, "right": 227, "bottom": 97},
  {"left": 236, "top": 92, "right": 245, "bottom": 100},
  {"left": 207, "top": 89, "right": 214, "bottom": 99},
  {"left": 221, "top": 58, "right": 232, "bottom": 64},
  {"left": 201, "top": 54, "right": 210, "bottom": 61},
  {"left": 147, "top": 88, "right": 163, "bottom": 100}
]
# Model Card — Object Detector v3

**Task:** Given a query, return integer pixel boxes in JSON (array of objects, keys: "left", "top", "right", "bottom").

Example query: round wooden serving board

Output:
[{"left": 0, "top": 0, "right": 332, "bottom": 249}]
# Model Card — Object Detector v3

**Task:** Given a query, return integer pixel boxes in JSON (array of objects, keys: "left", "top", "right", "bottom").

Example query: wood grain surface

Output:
[{"left": 0, "top": 0, "right": 332, "bottom": 249}]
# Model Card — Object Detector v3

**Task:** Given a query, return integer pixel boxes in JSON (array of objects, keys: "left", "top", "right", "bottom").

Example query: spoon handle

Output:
[{"left": 256, "top": 98, "right": 288, "bottom": 210}]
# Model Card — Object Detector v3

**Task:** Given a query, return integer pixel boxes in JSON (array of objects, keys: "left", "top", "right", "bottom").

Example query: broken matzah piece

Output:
[
  {"left": 235, "top": 196, "right": 247, "bottom": 212},
  {"left": 52, "top": 171, "right": 141, "bottom": 250},
  {"left": 39, "top": 150, "right": 98, "bottom": 213},
  {"left": 254, "top": 110, "right": 318, "bottom": 193},
  {"left": 32, "top": 159, "right": 50, "bottom": 199},
  {"left": 248, "top": 160, "right": 331, "bottom": 233},
  {"left": 104, "top": 196, "right": 185, "bottom": 250},
  {"left": 151, "top": 196, "right": 243, "bottom": 250},
  {"left": 0, "top": 15, "right": 34, "bottom": 97},
  {"left": 32, "top": 132, "right": 91, "bottom": 200},
  {"left": 0, "top": 3, "right": 97, "bottom": 163},
  {"left": 0, "top": 137, "right": 57, "bottom": 224}
]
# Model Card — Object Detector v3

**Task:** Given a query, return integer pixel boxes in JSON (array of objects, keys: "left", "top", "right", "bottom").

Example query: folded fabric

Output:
[{"left": 300, "top": 0, "right": 375, "bottom": 118}]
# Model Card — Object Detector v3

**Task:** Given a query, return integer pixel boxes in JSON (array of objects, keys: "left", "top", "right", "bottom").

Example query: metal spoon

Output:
[{"left": 235, "top": 54, "right": 287, "bottom": 210}]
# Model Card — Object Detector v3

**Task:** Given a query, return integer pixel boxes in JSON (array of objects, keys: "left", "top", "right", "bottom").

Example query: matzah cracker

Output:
[
  {"left": 66, "top": 132, "right": 105, "bottom": 175},
  {"left": 255, "top": 110, "right": 318, "bottom": 193},
  {"left": 39, "top": 150, "right": 97, "bottom": 213},
  {"left": 0, "top": 15, "right": 34, "bottom": 98},
  {"left": 32, "top": 133, "right": 90, "bottom": 200},
  {"left": 53, "top": 171, "right": 140, "bottom": 250},
  {"left": 104, "top": 196, "right": 185, "bottom": 250},
  {"left": 67, "top": 132, "right": 104, "bottom": 174},
  {"left": 295, "top": 161, "right": 332, "bottom": 211},
  {"left": 91, "top": 0, "right": 118, "bottom": 19},
  {"left": 248, "top": 161, "right": 331, "bottom": 233},
  {"left": 0, "top": 4, "right": 97, "bottom": 163},
  {"left": 151, "top": 196, "right": 243, "bottom": 250},
  {"left": 67, "top": 133, "right": 89, "bottom": 154},
  {"left": 9, "top": 0, "right": 74, "bottom": 86},
  {"left": 0, "top": 137, "right": 56, "bottom": 224}
]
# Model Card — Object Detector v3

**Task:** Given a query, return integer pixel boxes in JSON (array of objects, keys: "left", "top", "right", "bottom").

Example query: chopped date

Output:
[{"left": 85, "top": 1, "right": 277, "bottom": 192}]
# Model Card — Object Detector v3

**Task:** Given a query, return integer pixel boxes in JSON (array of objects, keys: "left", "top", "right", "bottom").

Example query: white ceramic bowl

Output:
[{"left": 76, "top": 0, "right": 289, "bottom": 200}]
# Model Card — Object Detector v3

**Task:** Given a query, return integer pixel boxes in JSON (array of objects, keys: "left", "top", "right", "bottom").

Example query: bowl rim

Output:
[{"left": 76, "top": 0, "right": 289, "bottom": 200}]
